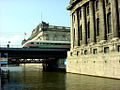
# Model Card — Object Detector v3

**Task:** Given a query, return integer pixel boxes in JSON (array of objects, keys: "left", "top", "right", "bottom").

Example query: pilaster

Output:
[
  {"left": 89, "top": 0, "right": 95, "bottom": 43},
  {"left": 81, "top": 6, "right": 87, "bottom": 45},
  {"left": 111, "top": 0, "right": 119, "bottom": 38},
  {"left": 75, "top": 11, "right": 79, "bottom": 46},
  {"left": 70, "top": 13, "right": 74, "bottom": 49},
  {"left": 99, "top": 0, "right": 106, "bottom": 40}
]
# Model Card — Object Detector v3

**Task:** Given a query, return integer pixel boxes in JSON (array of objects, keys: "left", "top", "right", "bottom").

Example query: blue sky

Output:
[{"left": 0, "top": 0, "right": 70, "bottom": 47}]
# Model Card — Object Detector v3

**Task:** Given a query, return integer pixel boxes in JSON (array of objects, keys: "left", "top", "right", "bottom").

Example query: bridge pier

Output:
[
  {"left": 42, "top": 58, "right": 66, "bottom": 72},
  {"left": 42, "top": 59, "right": 57, "bottom": 71}
]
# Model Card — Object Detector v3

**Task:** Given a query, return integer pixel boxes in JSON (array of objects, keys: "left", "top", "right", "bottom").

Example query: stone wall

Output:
[
  {"left": 67, "top": 52, "right": 120, "bottom": 79},
  {"left": 66, "top": 0, "right": 120, "bottom": 79},
  {"left": 66, "top": 38, "right": 120, "bottom": 79}
]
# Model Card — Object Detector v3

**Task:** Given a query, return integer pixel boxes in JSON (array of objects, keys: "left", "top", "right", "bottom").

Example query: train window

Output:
[
  {"left": 31, "top": 42, "right": 34, "bottom": 44},
  {"left": 40, "top": 43, "right": 43, "bottom": 45},
  {"left": 37, "top": 42, "right": 39, "bottom": 44}
]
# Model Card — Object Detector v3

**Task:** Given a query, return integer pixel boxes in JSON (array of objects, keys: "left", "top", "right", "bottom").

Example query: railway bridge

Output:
[{"left": 0, "top": 47, "right": 69, "bottom": 71}]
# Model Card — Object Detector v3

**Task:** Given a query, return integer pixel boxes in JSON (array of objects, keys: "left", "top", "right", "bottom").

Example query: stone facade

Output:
[
  {"left": 67, "top": 0, "right": 120, "bottom": 79},
  {"left": 22, "top": 21, "right": 70, "bottom": 45}
]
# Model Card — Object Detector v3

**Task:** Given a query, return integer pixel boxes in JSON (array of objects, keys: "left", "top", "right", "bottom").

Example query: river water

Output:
[{"left": 1, "top": 64, "right": 120, "bottom": 90}]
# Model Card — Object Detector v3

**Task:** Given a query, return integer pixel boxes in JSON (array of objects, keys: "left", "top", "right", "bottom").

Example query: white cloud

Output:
[
  {"left": 0, "top": 35, "right": 22, "bottom": 46},
  {"left": 0, "top": 37, "right": 7, "bottom": 41},
  {"left": 9, "top": 35, "right": 21, "bottom": 43}
]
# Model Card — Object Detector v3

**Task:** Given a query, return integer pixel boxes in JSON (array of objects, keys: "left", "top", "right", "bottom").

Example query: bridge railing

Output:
[{"left": 0, "top": 45, "right": 22, "bottom": 48}]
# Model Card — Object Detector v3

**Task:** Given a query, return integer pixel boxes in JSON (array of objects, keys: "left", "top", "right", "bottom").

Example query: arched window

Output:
[
  {"left": 96, "top": 18, "right": 100, "bottom": 36},
  {"left": 88, "top": 21, "right": 90, "bottom": 38},
  {"left": 79, "top": 8, "right": 82, "bottom": 19},
  {"left": 73, "top": 14, "right": 75, "bottom": 22},
  {"left": 86, "top": 5, "right": 89, "bottom": 15},
  {"left": 96, "top": 0, "right": 99, "bottom": 10},
  {"left": 80, "top": 25, "right": 82, "bottom": 40},
  {"left": 84, "top": 50, "right": 88, "bottom": 55},
  {"left": 73, "top": 28, "right": 75, "bottom": 42},
  {"left": 107, "top": 13, "right": 112, "bottom": 33}
]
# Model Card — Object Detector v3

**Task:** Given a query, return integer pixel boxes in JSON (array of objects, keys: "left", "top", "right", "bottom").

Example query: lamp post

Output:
[{"left": 7, "top": 41, "right": 10, "bottom": 48}]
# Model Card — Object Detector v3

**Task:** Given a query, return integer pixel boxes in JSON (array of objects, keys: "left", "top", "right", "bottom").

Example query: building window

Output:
[
  {"left": 78, "top": 29, "right": 80, "bottom": 46},
  {"left": 106, "top": 0, "right": 111, "bottom": 4},
  {"left": 73, "top": 14, "right": 75, "bottom": 22},
  {"left": 96, "top": 0, "right": 99, "bottom": 10},
  {"left": 80, "top": 25, "right": 82, "bottom": 40},
  {"left": 87, "top": 21, "right": 90, "bottom": 38},
  {"left": 107, "top": 13, "right": 112, "bottom": 33},
  {"left": 79, "top": 8, "right": 82, "bottom": 19},
  {"left": 118, "top": 46, "right": 120, "bottom": 52},
  {"left": 86, "top": 5, "right": 89, "bottom": 15},
  {"left": 73, "top": 28, "right": 75, "bottom": 41},
  {"left": 93, "top": 49, "right": 97, "bottom": 54},
  {"left": 96, "top": 18, "right": 100, "bottom": 36},
  {"left": 53, "top": 34, "right": 57, "bottom": 41},
  {"left": 70, "top": 52, "right": 72, "bottom": 56},
  {"left": 77, "top": 51, "right": 80, "bottom": 56},
  {"left": 45, "top": 34, "right": 49, "bottom": 40},
  {"left": 104, "top": 47, "right": 109, "bottom": 53},
  {"left": 84, "top": 50, "right": 88, "bottom": 55},
  {"left": 63, "top": 35, "right": 66, "bottom": 40}
]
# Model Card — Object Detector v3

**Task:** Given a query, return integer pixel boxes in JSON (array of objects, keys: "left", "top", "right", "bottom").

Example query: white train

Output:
[{"left": 22, "top": 40, "right": 70, "bottom": 49}]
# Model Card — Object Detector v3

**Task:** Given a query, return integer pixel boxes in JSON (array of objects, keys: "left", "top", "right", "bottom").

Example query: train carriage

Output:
[{"left": 22, "top": 40, "right": 70, "bottom": 49}]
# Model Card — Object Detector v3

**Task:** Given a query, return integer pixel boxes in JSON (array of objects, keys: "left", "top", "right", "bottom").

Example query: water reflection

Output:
[{"left": 1, "top": 64, "right": 120, "bottom": 90}]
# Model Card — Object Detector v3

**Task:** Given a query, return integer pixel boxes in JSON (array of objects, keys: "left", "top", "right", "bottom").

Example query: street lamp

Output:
[{"left": 7, "top": 41, "right": 10, "bottom": 48}]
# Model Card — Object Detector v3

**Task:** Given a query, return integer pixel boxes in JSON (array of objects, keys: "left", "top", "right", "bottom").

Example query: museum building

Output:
[
  {"left": 66, "top": 0, "right": 120, "bottom": 79},
  {"left": 22, "top": 21, "right": 70, "bottom": 45}
]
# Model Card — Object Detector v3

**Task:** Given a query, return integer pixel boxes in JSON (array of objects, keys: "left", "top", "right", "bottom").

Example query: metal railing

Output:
[{"left": 0, "top": 45, "right": 22, "bottom": 48}]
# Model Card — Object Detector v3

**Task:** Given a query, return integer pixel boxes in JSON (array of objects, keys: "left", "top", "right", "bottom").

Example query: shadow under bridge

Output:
[{"left": 0, "top": 48, "right": 69, "bottom": 59}]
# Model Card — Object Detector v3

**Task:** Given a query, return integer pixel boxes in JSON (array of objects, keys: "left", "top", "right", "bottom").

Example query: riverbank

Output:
[{"left": 1, "top": 64, "right": 120, "bottom": 90}]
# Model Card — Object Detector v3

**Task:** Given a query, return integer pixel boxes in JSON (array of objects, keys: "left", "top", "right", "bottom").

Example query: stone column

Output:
[
  {"left": 81, "top": 6, "right": 87, "bottom": 45},
  {"left": 70, "top": 13, "right": 74, "bottom": 49},
  {"left": 111, "top": 0, "right": 119, "bottom": 38},
  {"left": 89, "top": 0, "right": 95, "bottom": 43},
  {"left": 75, "top": 10, "right": 79, "bottom": 46},
  {"left": 99, "top": 0, "right": 106, "bottom": 41}
]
